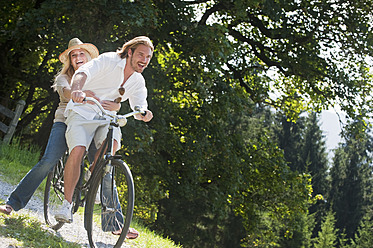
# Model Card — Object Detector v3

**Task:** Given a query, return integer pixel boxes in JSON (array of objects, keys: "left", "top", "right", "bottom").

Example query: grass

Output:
[
  {"left": 0, "top": 138, "right": 41, "bottom": 184},
  {"left": 129, "top": 219, "right": 182, "bottom": 248},
  {"left": 0, "top": 205, "right": 81, "bottom": 248},
  {"left": 0, "top": 140, "right": 182, "bottom": 248}
]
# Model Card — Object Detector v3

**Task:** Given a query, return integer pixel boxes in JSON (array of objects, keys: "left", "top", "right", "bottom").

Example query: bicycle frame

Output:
[{"left": 84, "top": 96, "right": 145, "bottom": 176}]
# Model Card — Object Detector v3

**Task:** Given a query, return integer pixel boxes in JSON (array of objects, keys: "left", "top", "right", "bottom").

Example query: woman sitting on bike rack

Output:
[
  {"left": 0, "top": 38, "right": 101, "bottom": 214},
  {"left": 55, "top": 36, "right": 154, "bottom": 237}
]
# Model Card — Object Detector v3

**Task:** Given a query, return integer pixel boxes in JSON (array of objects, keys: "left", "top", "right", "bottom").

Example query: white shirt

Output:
[{"left": 65, "top": 52, "right": 148, "bottom": 120}]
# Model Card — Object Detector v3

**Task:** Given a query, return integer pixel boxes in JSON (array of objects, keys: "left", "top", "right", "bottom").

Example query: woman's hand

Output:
[
  {"left": 71, "top": 90, "right": 86, "bottom": 103},
  {"left": 83, "top": 90, "right": 100, "bottom": 104},
  {"left": 101, "top": 100, "right": 121, "bottom": 111}
]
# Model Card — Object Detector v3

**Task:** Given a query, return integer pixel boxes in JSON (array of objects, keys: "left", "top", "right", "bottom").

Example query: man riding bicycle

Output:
[{"left": 55, "top": 36, "right": 154, "bottom": 235}]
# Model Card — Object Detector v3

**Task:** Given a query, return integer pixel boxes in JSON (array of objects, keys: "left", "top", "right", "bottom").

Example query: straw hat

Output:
[{"left": 59, "top": 38, "right": 99, "bottom": 64}]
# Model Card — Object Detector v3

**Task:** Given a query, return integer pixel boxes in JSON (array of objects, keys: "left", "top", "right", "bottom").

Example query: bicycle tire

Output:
[
  {"left": 44, "top": 157, "right": 65, "bottom": 230},
  {"left": 84, "top": 159, "right": 135, "bottom": 248}
]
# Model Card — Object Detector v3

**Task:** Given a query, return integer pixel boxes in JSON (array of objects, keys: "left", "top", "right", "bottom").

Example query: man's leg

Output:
[
  {"left": 55, "top": 145, "right": 86, "bottom": 223},
  {"left": 56, "top": 112, "right": 99, "bottom": 223}
]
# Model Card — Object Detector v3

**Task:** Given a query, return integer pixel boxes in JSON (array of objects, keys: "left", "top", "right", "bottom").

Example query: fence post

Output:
[{"left": 3, "top": 100, "right": 26, "bottom": 144}]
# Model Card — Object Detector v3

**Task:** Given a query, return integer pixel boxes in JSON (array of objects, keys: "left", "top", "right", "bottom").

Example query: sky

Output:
[{"left": 320, "top": 110, "right": 345, "bottom": 160}]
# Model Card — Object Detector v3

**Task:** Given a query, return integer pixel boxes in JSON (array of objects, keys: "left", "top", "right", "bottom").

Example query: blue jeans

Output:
[
  {"left": 7, "top": 121, "right": 120, "bottom": 229},
  {"left": 7, "top": 122, "right": 67, "bottom": 211},
  {"left": 101, "top": 172, "right": 124, "bottom": 231}
]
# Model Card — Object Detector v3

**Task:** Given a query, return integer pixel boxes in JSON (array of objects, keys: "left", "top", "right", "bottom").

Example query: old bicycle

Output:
[{"left": 43, "top": 97, "right": 145, "bottom": 247}]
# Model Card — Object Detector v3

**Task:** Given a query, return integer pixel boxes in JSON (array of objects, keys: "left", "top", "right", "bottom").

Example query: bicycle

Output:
[{"left": 43, "top": 97, "right": 145, "bottom": 247}]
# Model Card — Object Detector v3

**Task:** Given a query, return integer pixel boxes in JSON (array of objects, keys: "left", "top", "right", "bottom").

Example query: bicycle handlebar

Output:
[{"left": 84, "top": 97, "right": 146, "bottom": 127}]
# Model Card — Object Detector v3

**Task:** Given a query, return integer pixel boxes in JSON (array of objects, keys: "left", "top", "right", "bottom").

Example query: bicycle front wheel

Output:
[{"left": 84, "top": 159, "right": 135, "bottom": 248}]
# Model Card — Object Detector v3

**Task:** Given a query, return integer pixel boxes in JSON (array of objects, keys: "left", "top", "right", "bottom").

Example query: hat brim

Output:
[{"left": 59, "top": 43, "right": 99, "bottom": 64}]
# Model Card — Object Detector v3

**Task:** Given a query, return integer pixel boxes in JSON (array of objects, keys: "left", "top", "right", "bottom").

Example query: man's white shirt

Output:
[{"left": 65, "top": 52, "right": 148, "bottom": 120}]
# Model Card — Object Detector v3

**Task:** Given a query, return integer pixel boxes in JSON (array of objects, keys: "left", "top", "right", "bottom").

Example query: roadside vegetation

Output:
[{"left": 0, "top": 140, "right": 182, "bottom": 248}]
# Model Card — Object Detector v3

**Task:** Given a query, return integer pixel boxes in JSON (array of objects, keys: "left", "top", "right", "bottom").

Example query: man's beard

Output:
[{"left": 130, "top": 57, "right": 145, "bottom": 73}]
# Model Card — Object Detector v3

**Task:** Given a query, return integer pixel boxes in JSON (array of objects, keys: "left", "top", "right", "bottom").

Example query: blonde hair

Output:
[
  {"left": 52, "top": 49, "right": 92, "bottom": 90},
  {"left": 117, "top": 36, "right": 154, "bottom": 59}
]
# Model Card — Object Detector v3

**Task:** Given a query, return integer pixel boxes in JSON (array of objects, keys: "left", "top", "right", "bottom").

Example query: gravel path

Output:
[{"left": 0, "top": 175, "right": 131, "bottom": 247}]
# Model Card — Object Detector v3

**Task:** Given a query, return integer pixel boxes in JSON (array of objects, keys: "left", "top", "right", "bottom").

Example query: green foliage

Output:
[
  {"left": 2, "top": 0, "right": 373, "bottom": 247},
  {"left": 302, "top": 113, "right": 329, "bottom": 197},
  {"left": 278, "top": 211, "right": 315, "bottom": 248},
  {"left": 349, "top": 215, "right": 373, "bottom": 248},
  {"left": 329, "top": 119, "right": 373, "bottom": 239},
  {"left": 270, "top": 111, "right": 331, "bottom": 247},
  {"left": 313, "top": 211, "right": 338, "bottom": 248}
]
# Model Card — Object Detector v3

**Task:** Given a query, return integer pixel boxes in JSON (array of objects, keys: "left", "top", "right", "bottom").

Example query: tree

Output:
[
  {"left": 350, "top": 215, "right": 373, "bottom": 248},
  {"left": 193, "top": 0, "right": 373, "bottom": 119},
  {"left": 313, "top": 211, "right": 338, "bottom": 248},
  {"left": 303, "top": 113, "right": 329, "bottom": 197},
  {"left": 2, "top": 0, "right": 373, "bottom": 144},
  {"left": 273, "top": 112, "right": 329, "bottom": 246},
  {"left": 329, "top": 119, "right": 373, "bottom": 239},
  {"left": 2, "top": 1, "right": 373, "bottom": 247},
  {"left": 303, "top": 112, "right": 329, "bottom": 238},
  {"left": 273, "top": 112, "right": 306, "bottom": 172}
]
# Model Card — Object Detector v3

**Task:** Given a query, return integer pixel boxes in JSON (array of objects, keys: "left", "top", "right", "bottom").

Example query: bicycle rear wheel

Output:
[
  {"left": 44, "top": 157, "right": 65, "bottom": 230},
  {"left": 84, "top": 159, "right": 135, "bottom": 248}
]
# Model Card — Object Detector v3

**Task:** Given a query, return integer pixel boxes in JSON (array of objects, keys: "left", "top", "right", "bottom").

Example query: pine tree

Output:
[
  {"left": 328, "top": 119, "right": 373, "bottom": 239},
  {"left": 274, "top": 112, "right": 329, "bottom": 247},
  {"left": 313, "top": 211, "right": 338, "bottom": 248},
  {"left": 303, "top": 113, "right": 329, "bottom": 197},
  {"left": 349, "top": 215, "right": 373, "bottom": 248},
  {"left": 273, "top": 112, "right": 305, "bottom": 172},
  {"left": 303, "top": 113, "right": 329, "bottom": 237}
]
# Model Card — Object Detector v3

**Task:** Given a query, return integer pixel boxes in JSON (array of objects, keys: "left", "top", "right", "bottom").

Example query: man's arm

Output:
[{"left": 71, "top": 72, "right": 88, "bottom": 103}]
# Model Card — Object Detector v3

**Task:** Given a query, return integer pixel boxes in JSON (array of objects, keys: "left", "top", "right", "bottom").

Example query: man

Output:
[{"left": 55, "top": 36, "right": 154, "bottom": 224}]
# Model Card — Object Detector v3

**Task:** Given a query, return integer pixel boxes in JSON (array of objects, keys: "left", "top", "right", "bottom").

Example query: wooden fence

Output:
[{"left": 0, "top": 100, "right": 26, "bottom": 144}]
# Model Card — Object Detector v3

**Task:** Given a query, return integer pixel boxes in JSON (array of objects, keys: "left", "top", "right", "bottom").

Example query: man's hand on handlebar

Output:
[{"left": 136, "top": 109, "right": 153, "bottom": 122}]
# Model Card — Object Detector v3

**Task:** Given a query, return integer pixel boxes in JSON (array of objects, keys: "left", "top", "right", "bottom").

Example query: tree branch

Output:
[
  {"left": 227, "top": 26, "right": 286, "bottom": 75},
  {"left": 198, "top": 1, "right": 229, "bottom": 26}
]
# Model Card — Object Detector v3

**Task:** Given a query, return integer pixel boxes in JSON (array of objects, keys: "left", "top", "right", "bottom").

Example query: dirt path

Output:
[{"left": 0, "top": 176, "right": 131, "bottom": 247}]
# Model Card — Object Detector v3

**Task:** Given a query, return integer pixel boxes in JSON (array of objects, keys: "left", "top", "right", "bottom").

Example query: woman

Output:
[{"left": 0, "top": 38, "right": 101, "bottom": 213}]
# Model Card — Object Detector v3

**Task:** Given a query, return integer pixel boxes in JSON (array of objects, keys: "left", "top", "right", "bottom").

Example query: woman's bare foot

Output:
[{"left": 0, "top": 205, "right": 13, "bottom": 215}]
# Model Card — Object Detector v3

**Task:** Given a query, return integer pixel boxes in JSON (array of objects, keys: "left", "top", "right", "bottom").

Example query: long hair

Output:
[
  {"left": 117, "top": 36, "right": 154, "bottom": 59},
  {"left": 52, "top": 49, "right": 92, "bottom": 90}
]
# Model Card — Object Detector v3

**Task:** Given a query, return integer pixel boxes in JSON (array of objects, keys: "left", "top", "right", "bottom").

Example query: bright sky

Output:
[{"left": 320, "top": 110, "right": 346, "bottom": 160}]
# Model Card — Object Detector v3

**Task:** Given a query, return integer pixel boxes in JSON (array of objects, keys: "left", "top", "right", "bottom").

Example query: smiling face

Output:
[
  {"left": 70, "top": 49, "right": 88, "bottom": 71},
  {"left": 128, "top": 44, "right": 153, "bottom": 73}
]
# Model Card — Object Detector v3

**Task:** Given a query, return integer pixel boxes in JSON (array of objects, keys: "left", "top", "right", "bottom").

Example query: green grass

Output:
[
  {"left": 0, "top": 140, "right": 182, "bottom": 248},
  {"left": 129, "top": 219, "right": 183, "bottom": 248},
  {"left": 0, "top": 138, "right": 41, "bottom": 184},
  {"left": 0, "top": 204, "right": 81, "bottom": 248},
  {"left": 0, "top": 138, "right": 47, "bottom": 200}
]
